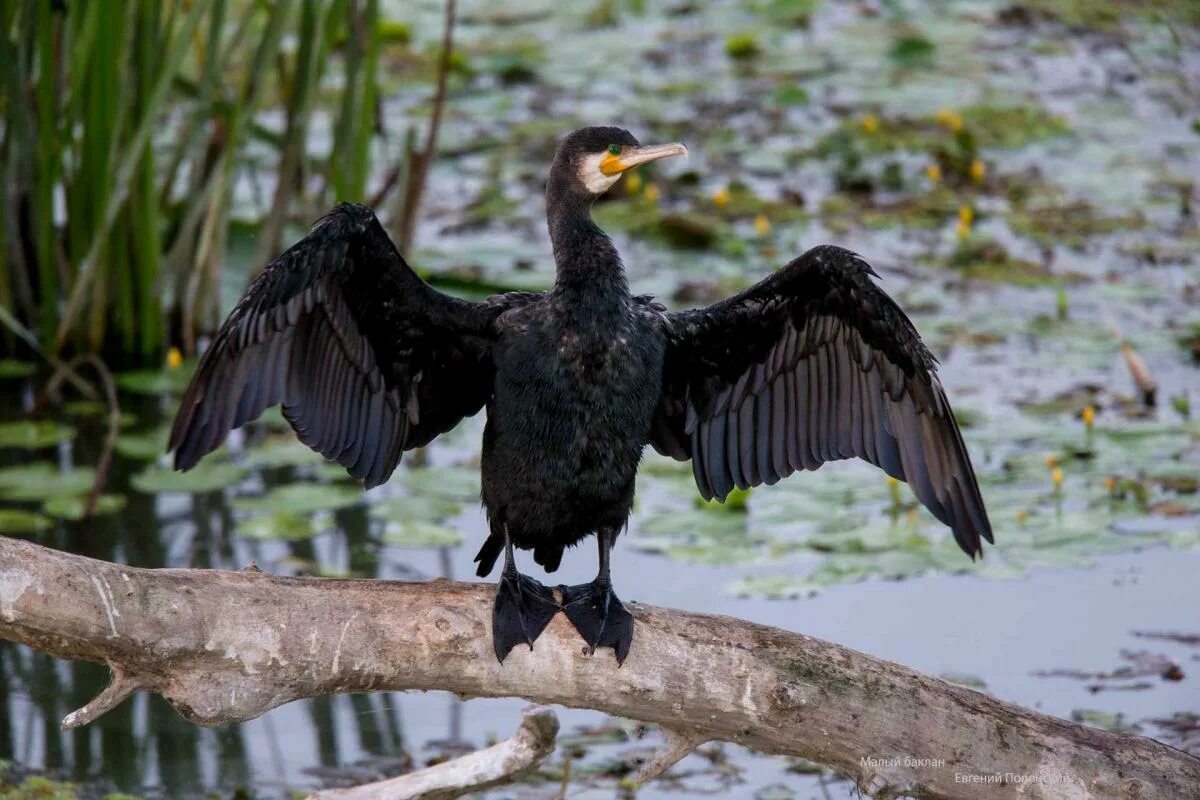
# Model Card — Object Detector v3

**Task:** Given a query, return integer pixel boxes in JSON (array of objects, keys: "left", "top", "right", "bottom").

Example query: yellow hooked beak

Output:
[{"left": 600, "top": 142, "right": 689, "bottom": 176}]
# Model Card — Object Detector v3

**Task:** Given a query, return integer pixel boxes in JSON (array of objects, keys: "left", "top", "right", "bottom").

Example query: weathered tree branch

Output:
[
  {"left": 306, "top": 705, "right": 559, "bottom": 800},
  {"left": 0, "top": 537, "right": 1196, "bottom": 799}
]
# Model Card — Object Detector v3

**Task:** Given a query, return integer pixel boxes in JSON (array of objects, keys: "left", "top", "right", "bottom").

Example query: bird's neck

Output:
[{"left": 546, "top": 174, "right": 630, "bottom": 304}]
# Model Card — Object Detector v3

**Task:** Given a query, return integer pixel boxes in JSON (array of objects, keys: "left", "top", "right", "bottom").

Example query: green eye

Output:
[{"left": 607, "top": 144, "right": 621, "bottom": 155}]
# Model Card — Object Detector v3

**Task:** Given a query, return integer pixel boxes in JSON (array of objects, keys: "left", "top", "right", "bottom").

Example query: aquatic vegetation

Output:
[
  {"left": 815, "top": 104, "right": 1070, "bottom": 160},
  {"left": 1008, "top": 202, "right": 1146, "bottom": 248},
  {"left": 724, "top": 33, "right": 762, "bottom": 61},
  {"left": 0, "top": 421, "right": 74, "bottom": 450},
  {"left": 0, "top": 509, "right": 52, "bottom": 535},
  {"left": 0, "top": 465, "right": 95, "bottom": 502},
  {"left": 131, "top": 460, "right": 246, "bottom": 494}
]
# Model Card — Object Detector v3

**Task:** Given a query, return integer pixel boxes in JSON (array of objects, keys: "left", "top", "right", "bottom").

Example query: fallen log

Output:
[{"left": 0, "top": 536, "right": 1196, "bottom": 799}]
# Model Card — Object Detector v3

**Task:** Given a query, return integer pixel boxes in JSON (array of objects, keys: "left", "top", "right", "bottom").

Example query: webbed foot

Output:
[
  {"left": 561, "top": 580, "right": 635, "bottom": 665},
  {"left": 492, "top": 572, "right": 559, "bottom": 662}
]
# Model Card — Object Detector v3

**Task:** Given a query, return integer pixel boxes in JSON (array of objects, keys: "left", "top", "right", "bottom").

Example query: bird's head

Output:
[{"left": 552, "top": 126, "right": 688, "bottom": 199}]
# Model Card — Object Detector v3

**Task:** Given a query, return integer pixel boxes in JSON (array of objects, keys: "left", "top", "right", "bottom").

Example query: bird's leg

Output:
[
  {"left": 561, "top": 528, "right": 635, "bottom": 665},
  {"left": 492, "top": 527, "right": 560, "bottom": 663}
]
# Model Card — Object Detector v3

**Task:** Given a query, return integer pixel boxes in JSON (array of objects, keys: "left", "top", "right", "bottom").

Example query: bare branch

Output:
[
  {"left": 0, "top": 536, "right": 1197, "bottom": 799},
  {"left": 390, "top": 0, "right": 456, "bottom": 251},
  {"left": 634, "top": 727, "right": 708, "bottom": 785},
  {"left": 306, "top": 705, "right": 558, "bottom": 800}
]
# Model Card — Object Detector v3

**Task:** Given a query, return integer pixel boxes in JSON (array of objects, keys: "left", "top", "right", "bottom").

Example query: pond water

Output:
[{"left": 2, "top": 0, "right": 1198, "bottom": 798}]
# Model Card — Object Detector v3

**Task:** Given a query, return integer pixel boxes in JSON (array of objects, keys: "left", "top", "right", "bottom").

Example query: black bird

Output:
[{"left": 169, "top": 126, "right": 992, "bottom": 664}]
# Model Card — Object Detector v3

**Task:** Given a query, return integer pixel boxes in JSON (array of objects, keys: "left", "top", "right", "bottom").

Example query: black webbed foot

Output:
[
  {"left": 492, "top": 571, "right": 559, "bottom": 662},
  {"left": 561, "top": 580, "right": 634, "bottom": 665}
]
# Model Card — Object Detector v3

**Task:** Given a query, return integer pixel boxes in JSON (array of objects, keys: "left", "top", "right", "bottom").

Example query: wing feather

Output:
[
  {"left": 652, "top": 245, "right": 992, "bottom": 558},
  {"left": 169, "top": 203, "right": 530, "bottom": 488}
]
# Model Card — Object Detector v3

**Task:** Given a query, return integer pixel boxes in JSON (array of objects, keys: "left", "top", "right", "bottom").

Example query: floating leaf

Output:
[
  {"left": 115, "top": 426, "right": 171, "bottom": 461},
  {"left": 382, "top": 519, "right": 463, "bottom": 548},
  {"left": 941, "top": 672, "right": 988, "bottom": 689},
  {"left": 245, "top": 437, "right": 326, "bottom": 469},
  {"left": 728, "top": 574, "right": 823, "bottom": 599},
  {"left": 1071, "top": 709, "right": 1141, "bottom": 735},
  {"left": 237, "top": 511, "right": 320, "bottom": 541},
  {"left": 131, "top": 461, "right": 247, "bottom": 494},
  {"left": 233, "top": 483, "right": 361, "bottom": 515},
  {"left": 0, "top": 360, "right": 36, "bottom": 379},
  {"left": 0, "top": 420, "right": 75, "bottom": 449},
  {"left": 369, "top": 493, "right": 465, "bottom": 524},
  {"left": 116, "top": 364, "right": 195, "bottom": 395},
  {"left": 0, "top": 464, "right": 96, "bottom": 501},
  {"left": 43, "top": 494, "right": 127, "bottom": 519},
  {"left": 0, "top": 508, "right": 53, "bottom": 534},
  {"left": 402, "top": 466, "right": 480, "bottom": 502}
]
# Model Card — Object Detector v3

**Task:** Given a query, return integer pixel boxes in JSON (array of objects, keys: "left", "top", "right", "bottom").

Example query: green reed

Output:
[{"left": 0, "top": 0, "right": 390, "bottom": 367}]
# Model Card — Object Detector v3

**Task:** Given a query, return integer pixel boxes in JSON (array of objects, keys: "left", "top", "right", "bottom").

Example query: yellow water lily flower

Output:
[
  {"left": 167, "top": 347, "right": 183, "bottom": 370},
  {"left": 969, "top": 159, "right": 986, "bottom": 183},
  {"left": 860, "top": 114, "right": 879, "bottom": 134},
  {"left": 926, "top": 163, "right": 942, "bottom": 183},
  {"left": 936, "top": 107, "right": 963, "bottom": 131}
]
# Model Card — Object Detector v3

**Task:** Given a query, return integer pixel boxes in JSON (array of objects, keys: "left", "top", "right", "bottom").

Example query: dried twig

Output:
[
  {"left": 381, "top": 0, "right": 456, "bottom": 251},
  {"left": 28, "top": 353, "right": 121, "bottom": 518}
]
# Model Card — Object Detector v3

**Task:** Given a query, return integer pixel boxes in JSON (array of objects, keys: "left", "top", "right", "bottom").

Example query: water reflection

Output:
[{"left": 0, "top": 396, "right": 437, "bottom": 798}]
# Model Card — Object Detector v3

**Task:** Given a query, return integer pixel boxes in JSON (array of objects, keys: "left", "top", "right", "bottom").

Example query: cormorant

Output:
[{"left": 170, "top": 126, "right": 993, "bottom": 664}]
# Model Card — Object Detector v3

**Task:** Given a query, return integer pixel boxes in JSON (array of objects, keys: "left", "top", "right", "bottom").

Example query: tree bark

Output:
[{"left": 0, "top": 536, "right": 1196, "bottom": 799}]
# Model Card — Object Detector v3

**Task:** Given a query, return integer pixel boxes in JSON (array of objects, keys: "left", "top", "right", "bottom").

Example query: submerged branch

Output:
[
  {"left": 0, "top": 536, "right": 1196, "bottom": 799},
  {"left": 306, "top": 705, "right": 558, "bottom": 800}
]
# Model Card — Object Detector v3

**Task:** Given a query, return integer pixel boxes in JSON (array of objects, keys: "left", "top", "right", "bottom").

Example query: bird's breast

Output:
[{"left": 487, "top": 314, "right": 665, "bottom": 487}]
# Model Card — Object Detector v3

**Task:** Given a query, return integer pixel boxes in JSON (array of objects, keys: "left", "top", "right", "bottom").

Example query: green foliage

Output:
[
  {"left": 0, "top": 421, "right": 75, "bottom": 449},
  {"left": 724, "top": 32, "right": 762, "bottom": 60},
  {"left": 888, "top": 32, "right": 936, "bottom": 69},
  {"left": 0, "top": 0, "right": 390, "bottom": 367},
  {"left": 131, "top": 460, "right": 247, "bottom": 494}
]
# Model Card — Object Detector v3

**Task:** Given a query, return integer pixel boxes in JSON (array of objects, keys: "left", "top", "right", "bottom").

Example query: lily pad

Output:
[
  {"left": 245, "top": 437, "right": 326, "bottom": 469},
  {"left": 0, "top": 420, "right": 75, "bottom": 449},
  {"left": 233, "top": 483, "right": 361, "bottom": 515},
  {"left": 43, "top": 494, "right": 127, "bottom": 519},
  {"left": 381, "top": 519, "right": 463, "bottom": 548},
  {"left": 0, "top": 508, "right": 53, "bottom": 534},
  {"left": 0, "top": 464, "right": 96, "bottom": 501},
  {"left": 116, "top": 366, "right": 195, "bottom": 395},
  {"left": 237, "top": 511, "right": 321, "bottom": 541},
  {"left": 0, "top": 360, "right": 36, "bottom": 379},
  {"left": 131, "top": 461, "right": 247, "bottom": 494},
  {"left": 115, "top": 426, "right": 171, "bottom": 461},
  {"left": 728, "top": 574, "right": 823, "bottom": 599},
  {"left": 402, "top": 466, "right": 481, "bottom": 502},
  {"left": 369, "top": 492, "right": 465, "bottom": 525}
]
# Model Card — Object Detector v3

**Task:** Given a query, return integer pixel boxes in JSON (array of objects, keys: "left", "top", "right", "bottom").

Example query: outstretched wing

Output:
[
  {"left": 170, "top": 203, "right": 530, "bottom": 488},
  {"left": 650, "top": 245, "right": 992, "bottom": 558}
]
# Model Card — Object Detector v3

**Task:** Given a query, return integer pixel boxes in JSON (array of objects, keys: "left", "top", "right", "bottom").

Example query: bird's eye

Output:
[{"left": 607, "top": 144, "right": 621, "bottom": 155}]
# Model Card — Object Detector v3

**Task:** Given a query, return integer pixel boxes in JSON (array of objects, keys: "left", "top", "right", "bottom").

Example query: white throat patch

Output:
[{"left": 577, "top": 152, "right": 622, "bottom": 195}]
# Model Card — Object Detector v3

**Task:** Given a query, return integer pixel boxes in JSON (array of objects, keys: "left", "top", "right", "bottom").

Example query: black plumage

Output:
[{"left": 170, "top": 126, "right": 993, "bottom": 664}]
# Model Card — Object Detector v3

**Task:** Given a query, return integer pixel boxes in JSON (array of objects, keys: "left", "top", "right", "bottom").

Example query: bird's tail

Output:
[{"left": 473, "top": 532, "right": 504, "bottom": 578}]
